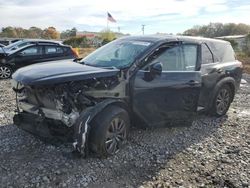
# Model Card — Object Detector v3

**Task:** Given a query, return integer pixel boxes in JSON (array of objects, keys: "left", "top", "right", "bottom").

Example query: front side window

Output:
[
  {"left": 201, "top": 43, "right": 213, "bottom": 64},
  {"left": 145, "top": 43, "right": 198, "bottom": 71},
  {"left": 20, "top": 46, "right": 42, "bottom": 56}
]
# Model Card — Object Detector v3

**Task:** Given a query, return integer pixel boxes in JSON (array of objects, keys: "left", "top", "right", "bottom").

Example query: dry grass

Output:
[
  {"left": 237, "top": 54, "right": 250, "bottom": 74},
  {"left": 75, "top": 48, "right": 96, "bottom": 58}
]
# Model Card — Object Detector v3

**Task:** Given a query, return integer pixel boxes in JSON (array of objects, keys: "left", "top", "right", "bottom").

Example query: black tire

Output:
[
  {"left": 210, "top": 84, "right": 233, "bottom": 117},
  {"left": 89, "top": 105, "right": 130, "bottom": 157},
  {"left": 0, "top": 65, "right": 12, "bottom": 79}
]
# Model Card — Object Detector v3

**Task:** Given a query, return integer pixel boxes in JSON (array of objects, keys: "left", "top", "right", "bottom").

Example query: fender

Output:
[
  {"left": 72, "top": 99, "right": 129, "bottom": 157},
  {"left": 207, "top": 77, "right": 236, "bottom": 110}
]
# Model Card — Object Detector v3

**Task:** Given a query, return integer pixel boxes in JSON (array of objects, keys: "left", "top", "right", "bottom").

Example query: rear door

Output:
[
  {"left": 42, "top": 45, "right": 67, "bottom": 62},
  {"left": 132, "top": 42, "right": 201, "bottom": 127}
]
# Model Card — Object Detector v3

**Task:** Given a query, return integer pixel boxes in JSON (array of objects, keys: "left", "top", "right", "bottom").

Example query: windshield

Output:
[
  {"left": 4, "top": 40, "right": 27, "bottom": 50},
  {"left": 81, "top": 39, "right": 152, "bottom": 68}
]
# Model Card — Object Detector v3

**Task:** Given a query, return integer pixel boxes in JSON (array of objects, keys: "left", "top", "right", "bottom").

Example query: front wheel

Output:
[
  {"left": 210, "top": 85, "right": 233, "bottom": 117},
  {"left": 0, "top": 65, "right": 12, "bottom": 79},
  {"left": 89, "top": 105, "right": 130, "bottom": 157}
]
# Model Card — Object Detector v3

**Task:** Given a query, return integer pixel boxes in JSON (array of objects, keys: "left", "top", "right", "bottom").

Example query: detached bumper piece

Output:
[{"left": 13, "top": 112, "right": 74, "bottom": 142}]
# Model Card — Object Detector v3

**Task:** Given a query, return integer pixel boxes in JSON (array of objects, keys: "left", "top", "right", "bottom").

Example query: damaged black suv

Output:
[{"left": 11, "top": 35, "right": 243, "bottom": 157}]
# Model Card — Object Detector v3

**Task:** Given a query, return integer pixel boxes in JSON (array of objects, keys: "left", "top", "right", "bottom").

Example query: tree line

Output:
[
  {"left": 183, "top": 23, "right": 250, "bottom": 37},
  {"left": 0, "top": 26, "right": 117, "bottom": 48},
  {"left": 0, "top": 26, "right": 78, "bottom": 40},
  {"left": 2, "top": 23, "right": 250, "bottom": 40}
]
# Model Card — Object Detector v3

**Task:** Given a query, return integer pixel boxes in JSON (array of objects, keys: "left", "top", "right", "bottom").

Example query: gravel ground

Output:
[{"left": 0, "top": 75, "right": 249, "bottom": 188}]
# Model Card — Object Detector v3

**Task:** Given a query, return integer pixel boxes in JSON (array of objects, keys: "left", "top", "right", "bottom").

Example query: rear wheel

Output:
[
  {"left": 0, "top": 65, "right": 12, "bottom": 79},
  {"left": 210, "top": 85, "right": 233, "bottom": 117},
  {"left": 89, "top": 105, "right": 130, "bottom": 157}
]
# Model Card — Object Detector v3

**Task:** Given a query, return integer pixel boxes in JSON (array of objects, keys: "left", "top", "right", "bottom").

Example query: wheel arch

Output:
[
  {"left": 73, "top": 98, "right": 130, "bottom": 156},
  {"left": 208, "top": 77, "right": 236, "bottom": 110}
]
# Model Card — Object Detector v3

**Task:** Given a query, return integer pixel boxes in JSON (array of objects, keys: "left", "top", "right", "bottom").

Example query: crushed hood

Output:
[{"left": 12, "top": 60, "right": 120, "bottom": 85}]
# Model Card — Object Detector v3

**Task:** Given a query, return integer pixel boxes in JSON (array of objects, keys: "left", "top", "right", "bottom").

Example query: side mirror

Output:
[{"left": 150, "top": 62, "right": 162, "bottom": 76}]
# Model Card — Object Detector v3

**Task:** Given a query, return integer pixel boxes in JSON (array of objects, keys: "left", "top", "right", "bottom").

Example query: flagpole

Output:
[{"left": 106, "top": 12, "right": 109, "bottom": 30}]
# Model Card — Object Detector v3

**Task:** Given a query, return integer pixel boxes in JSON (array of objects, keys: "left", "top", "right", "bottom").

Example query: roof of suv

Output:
[{"left": 120, "top": 35, "right": 229, "bottom": 44}]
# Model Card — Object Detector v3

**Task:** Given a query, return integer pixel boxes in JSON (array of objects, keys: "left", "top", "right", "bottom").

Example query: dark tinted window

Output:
[
  {"left": 182, "top": 44, "right": 198, "bottom": 71},
  {"left": 17, "top": 42, "right": 31, "bottom": 49},
  {"left": 20, "top": 46, "right": 42, "bottom": 56},
  {"left": 201, "top": 43, "right": 213, "bottom": 64},
  {"left": 45, "top": 46, "right": 63, "bottom": 54}
]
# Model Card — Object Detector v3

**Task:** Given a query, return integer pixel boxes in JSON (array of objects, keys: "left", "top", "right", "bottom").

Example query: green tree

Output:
[
  {"left": 60, "top": 27, "right": 77, "bottom": 39},
  {"left": 183, "top": 23, "right": 250, "bottom": 37},
  {"left": 243, "top": 34, "right": 250, "bottom": 56},
  {"left": 100, "top": 29, "right": 116, "bottom": 45},
  {"left": 63, "top": 36, "right": 90, "bottom": 48}
]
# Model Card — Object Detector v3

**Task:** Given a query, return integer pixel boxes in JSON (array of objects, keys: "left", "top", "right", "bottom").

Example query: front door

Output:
[
  {"left": 14, "top": 46, "right": 43, "bottom": 69},
  {"left": 132, "top": 42, "right": 201, "bottom": 127}
]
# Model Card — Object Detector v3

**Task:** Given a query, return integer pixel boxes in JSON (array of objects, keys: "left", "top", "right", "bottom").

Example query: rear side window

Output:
[
  {"left": 201, "top": 44, "right": 213, "bottom": 64},
  {"left": 145, "top": 43, "right": 198, "bottom": 71},
  {"left": 45, "top": 46, "right": 63, "bottom": 54},
  {"left": 182, "top": 44, "right": 198, "bottom": 71},
  {"left": 63, "top": 47, "right": 71, "bottom": 54}
]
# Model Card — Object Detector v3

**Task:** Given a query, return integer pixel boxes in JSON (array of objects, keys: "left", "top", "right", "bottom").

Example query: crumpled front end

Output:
[{"left": 12, "top": 73, "right": 128, "bottom": 156}]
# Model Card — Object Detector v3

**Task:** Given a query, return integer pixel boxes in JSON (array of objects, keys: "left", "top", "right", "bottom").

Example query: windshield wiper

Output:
[{"left": 73, "top": 58, "right": 83, "bottom": 63}]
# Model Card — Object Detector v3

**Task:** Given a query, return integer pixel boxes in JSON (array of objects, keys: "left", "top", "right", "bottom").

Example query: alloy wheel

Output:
[
  {"left": 216, "top": 88, "right": 230, "bottom": 115},
  {"left": 0, "top": 66, "right": 11, "bottom": 79},
  {"left": 105, "top": 117, "right": 127, "bottom": 154}
]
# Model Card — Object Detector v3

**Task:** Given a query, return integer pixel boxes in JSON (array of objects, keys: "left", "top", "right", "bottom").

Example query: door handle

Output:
[{"left": 187, "top": 80, "right": 199, "bottom": 86}]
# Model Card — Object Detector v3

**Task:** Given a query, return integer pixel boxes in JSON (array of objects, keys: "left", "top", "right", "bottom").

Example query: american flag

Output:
[{"left": 107, "top": 12, "right": 116, "bottom": 23}]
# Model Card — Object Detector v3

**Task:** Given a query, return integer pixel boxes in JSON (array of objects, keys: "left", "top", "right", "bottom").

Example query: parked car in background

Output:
[
  {"left": 0, "top": 39, "right": 62, "bottom": 55},
  {"left": 0, "top": 38, "right": 20, "bottom": 46},
  {"left": 11, "top": 35, "right": 242, "bottom": 157},
  {"left": 0, "top": 42, "right": 78, "bottom": 78}
]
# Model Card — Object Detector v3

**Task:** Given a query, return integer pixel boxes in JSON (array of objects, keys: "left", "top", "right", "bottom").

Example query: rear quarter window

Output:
[
  {"left": 222, "top": 44, "right": 235, "bottom": 62},
  {"left": 207, "top": 42, "right": 235, "bottom": 62}
]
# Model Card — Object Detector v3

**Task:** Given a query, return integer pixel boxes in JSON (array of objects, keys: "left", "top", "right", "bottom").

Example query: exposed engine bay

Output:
[{"left": 12, "top": 75, "right": 126, "bottom": 127}]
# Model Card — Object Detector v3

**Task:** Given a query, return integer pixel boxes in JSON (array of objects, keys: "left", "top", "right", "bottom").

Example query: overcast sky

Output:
[{"left": 0, "top": 0, "right": 250, "bottom": 35}]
